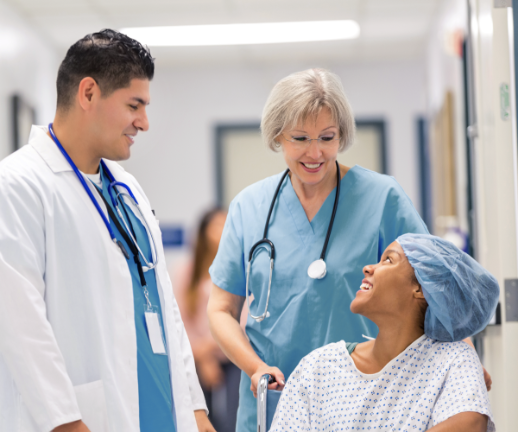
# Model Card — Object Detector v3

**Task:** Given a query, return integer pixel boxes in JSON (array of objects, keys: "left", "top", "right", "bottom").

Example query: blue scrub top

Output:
[
  {"left": 209, "top": 166, "right": 428, "bottom": 431},
  {"left": 97, "top": 166, "right": 177, "bottom": 432}
]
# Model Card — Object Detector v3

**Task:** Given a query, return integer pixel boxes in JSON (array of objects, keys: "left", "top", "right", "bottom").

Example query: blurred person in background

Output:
[{"left": 173, "top": 209, "right": 243, "bottom": 432}]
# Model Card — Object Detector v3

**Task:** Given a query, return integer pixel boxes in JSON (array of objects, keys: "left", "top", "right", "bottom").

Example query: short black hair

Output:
[{"left": 56, "top": 29, "right": 154, "bottom": 110}]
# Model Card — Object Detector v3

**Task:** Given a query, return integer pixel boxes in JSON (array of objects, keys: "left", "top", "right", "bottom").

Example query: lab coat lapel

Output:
[{"left": 30, "top": 126, "right": 121, "bottom": 255}]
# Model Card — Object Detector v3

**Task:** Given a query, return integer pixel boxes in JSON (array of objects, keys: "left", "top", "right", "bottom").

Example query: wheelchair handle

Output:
[{"left": 257, "top": 374, "right": 271, "bottom": 432}]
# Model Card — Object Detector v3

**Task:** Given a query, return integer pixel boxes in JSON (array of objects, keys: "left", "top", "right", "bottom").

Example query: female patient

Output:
[{"left": 270, "top": 233, "right": 499, "bottom": 431}]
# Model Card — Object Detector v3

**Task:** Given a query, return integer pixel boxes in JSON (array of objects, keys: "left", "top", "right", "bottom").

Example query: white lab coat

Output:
[{"left": 0, "top": 126, "right": 206, "bottom": 432}]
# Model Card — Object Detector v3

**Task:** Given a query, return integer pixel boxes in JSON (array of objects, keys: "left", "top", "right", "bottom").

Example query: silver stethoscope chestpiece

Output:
[{"left": 308, "top": 259, "right": 327, "bottom": 279}]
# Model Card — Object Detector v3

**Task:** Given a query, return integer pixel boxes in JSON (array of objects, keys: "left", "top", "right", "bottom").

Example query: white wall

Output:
[
  {"left": 0, "top": 1, "right": 58, "bottom": 161},
  {"left": 122, "top": 59, "right": 426, "bottom": 244}
]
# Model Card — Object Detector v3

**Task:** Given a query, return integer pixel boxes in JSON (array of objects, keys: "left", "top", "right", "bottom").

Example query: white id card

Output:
[{"left": 144, "top": 308, "right": 167, "bottom": 355}]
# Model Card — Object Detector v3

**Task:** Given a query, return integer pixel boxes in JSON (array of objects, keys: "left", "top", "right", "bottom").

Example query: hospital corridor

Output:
[{"left": 0, "top": 0, "right": 517, "bottom": 431}]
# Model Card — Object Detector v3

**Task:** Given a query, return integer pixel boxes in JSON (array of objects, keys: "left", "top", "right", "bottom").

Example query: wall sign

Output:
[{"left": 500, "top": 83, "right": 511, "bottom": 121}]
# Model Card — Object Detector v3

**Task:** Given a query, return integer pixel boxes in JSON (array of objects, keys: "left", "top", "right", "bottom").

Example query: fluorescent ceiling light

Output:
[{"left": 120, "top": 21, "right": 360, "bottom": 47}]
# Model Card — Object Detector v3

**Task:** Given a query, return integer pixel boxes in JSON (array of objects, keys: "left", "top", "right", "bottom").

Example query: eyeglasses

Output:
[{"left": 281, "top": 133, "right": 339, "bottom": 146}]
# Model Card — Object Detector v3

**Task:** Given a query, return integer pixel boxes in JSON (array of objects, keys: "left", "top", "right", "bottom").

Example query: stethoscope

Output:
[
  {"left": 246, "top": 161, "right": 341, "bottom": 322},
  {"left": 48, "top": 123, "right": 159, "bottom": 275}
]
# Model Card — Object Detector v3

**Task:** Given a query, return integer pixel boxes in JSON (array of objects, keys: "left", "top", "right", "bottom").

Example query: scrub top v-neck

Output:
[
  {"left": 209, "top": 165, "right": 429, "bottom": 431},
  {"left": 91, "top": 166, "right": 177, "bottom": 432}
]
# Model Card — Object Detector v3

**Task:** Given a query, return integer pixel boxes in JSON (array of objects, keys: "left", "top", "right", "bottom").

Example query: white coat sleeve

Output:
[{"left": 0, "top": 173, "right": 81, "bottom": 431}]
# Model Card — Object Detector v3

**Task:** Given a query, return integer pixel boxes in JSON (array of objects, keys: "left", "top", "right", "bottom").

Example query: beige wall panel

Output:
[
  {"left": 430, "top": 92, "right": 457, "bottom": 235},
  {"left": 337, "top": 126, "right": 383, "bottom": 173},
  {"left": 221, "top": 129, "right": 285, "bottom": 208}
]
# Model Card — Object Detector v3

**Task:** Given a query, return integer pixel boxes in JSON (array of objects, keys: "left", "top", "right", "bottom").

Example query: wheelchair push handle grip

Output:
[{"left": 257, "top": 374, "right": 271, "bottom": 432}]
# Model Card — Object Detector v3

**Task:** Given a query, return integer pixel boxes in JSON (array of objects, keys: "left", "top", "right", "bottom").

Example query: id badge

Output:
[{"left": 143, "top": 305, "right": 167, "bottom": 355}]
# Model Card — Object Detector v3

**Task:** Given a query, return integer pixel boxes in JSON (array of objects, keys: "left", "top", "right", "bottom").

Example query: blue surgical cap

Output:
[{"left": 396, "top": 233, "right": 500, "bottom": 342}]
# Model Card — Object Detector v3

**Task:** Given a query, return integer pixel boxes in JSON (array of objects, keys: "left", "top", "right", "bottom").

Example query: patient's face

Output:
[{"left": 350, "top": 241, "right": 419, "bottom": 320}]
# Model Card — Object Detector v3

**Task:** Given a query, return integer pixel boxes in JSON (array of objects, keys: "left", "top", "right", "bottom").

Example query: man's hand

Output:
[
  {"left": 194, "top": 410, "right": 216, "bottom": 432},
  {"left": 53, "top": 420, "right": 90, "bottom": 432}
]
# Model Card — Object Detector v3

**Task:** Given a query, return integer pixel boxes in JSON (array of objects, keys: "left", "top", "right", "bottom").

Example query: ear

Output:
[
  {"left": 76, "top": 77, "right": 100, "bottom": 111},
  {"left": 413, "top": 286, "right": 425, "bottom": 299}
]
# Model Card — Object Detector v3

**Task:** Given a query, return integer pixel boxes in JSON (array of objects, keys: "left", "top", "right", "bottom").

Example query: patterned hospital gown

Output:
[{"left": 270, "top": 335, "right": 495, "bottom": 431}]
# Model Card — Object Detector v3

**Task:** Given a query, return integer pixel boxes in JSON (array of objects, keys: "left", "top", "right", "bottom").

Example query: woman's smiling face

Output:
[
  {"left": 350, "top": 241, "right": 424, "bottom": 323},
  {"left": 278, "top": 107, "right": 340, "bottom": 188}
]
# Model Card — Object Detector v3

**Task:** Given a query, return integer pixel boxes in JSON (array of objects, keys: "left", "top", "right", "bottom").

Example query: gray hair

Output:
[{"left": 261, "top": 68, "right": 355, "bottom": 152}]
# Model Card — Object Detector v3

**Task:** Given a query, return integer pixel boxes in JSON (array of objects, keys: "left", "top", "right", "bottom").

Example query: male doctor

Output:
[{"left": 0, "top": 30, "right": 214, "bottom": 432}]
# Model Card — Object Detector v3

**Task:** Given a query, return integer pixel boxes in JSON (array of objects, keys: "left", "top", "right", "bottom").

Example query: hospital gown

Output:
[
  {"left": 209, "top": 166, "right": 428, "bottom": 430},
  {"left": 270, "top": 335, "right": 495, "bottom": 431}
]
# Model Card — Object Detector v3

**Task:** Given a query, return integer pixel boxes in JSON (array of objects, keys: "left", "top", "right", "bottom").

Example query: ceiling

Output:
[{"left": 4, "top": 0, "right": 444, "bottom": 65}]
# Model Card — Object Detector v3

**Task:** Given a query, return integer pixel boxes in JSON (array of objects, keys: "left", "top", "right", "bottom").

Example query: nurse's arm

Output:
[
  {"left": 207, "top": 284, "right": 285, "bottom": 397},
  {"left": 427, "top": 412, "right": 488, "bottom": 431}
]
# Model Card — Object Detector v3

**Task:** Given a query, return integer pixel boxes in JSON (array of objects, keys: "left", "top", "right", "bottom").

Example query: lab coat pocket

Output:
[{"left": 74, "top": 380, "right": 109, "bottom": 432}]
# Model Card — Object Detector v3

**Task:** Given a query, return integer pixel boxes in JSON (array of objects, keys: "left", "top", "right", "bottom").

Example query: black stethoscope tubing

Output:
[
  {"left": 246, "top": 161, "right": 341, "bottom": 322},
  {"left": 249, "top": 160, "right": 341, "bottom": 263}
]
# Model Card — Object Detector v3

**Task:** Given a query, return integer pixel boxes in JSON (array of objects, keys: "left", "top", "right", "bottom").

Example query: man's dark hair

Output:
[{"left": 56, "top": 29, "right": 154, "bottom": 110}]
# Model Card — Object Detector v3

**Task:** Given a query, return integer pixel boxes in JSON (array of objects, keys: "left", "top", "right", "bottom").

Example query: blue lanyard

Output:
[{"left": 48, "top": 123, "right": 118, "bottom": 244}]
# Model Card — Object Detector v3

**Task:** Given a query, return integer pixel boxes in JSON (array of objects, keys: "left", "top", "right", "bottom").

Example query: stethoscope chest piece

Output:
[
  {"left": 246, "top": 161, "right": 340, "bottom": 320},
  {"left": 308, "top": 259, "right": 327, "bottom": 279}
]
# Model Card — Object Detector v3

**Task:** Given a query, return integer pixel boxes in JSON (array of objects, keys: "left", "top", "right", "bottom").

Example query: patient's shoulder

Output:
[
  {"left": 430, "top": 339, "right": 480, "bottom": 363},
  {"left": 424, "top": 338, "right": 474, "bottom": 356}
]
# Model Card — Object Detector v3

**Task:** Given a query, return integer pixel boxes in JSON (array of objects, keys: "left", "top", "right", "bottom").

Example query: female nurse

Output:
[{"left": 207, "top": 68, "right": 428, "bottom": 431}]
